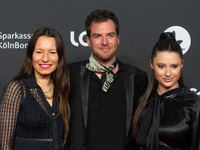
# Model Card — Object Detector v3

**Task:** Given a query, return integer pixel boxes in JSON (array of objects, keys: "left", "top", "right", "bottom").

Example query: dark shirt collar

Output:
[
  {"left": 22, "top": 73, "right": 39, "bottom": 88},
  {"left": 156, "top": 86, "right": 181, "bottom": 98}
]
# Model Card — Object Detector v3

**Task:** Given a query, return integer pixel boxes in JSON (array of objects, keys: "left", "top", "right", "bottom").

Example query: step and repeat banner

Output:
[{"left": 0, "top": 1, "right": 199, "bottom": 96}]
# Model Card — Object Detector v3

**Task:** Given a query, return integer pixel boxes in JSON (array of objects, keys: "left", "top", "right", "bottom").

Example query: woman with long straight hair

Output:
[
  {"left": 0, "top": 27, "right": 70, "bottom": 150},
  {"left": 133, "top": 32, "right": 200, "bottom": 150}
]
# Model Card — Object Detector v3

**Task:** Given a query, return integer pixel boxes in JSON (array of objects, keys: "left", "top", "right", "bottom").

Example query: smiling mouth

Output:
[
  {"left": 100, "top": 47, "right": 111, "bottom": 50},
  {"left": 163, "top": 78, "right": 173, "bottom": 82},
  {"left": 40, "top": 64, "right": 51, "bottom": 69}
]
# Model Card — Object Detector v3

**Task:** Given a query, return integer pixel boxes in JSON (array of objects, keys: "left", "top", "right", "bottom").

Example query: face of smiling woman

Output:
[
  {"left": 32, "top": 36, "right": 59, "bottom": 79},
  {"left": 150, "top": 51, "right": 183, "bottom": 95}
]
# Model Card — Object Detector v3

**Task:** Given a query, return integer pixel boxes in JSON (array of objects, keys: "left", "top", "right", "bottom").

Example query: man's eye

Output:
[
  {"left": 108, "top": 34, "right": 114, "bottom": 37},
  {"left": 94, "top": 35, "right": 100, "bottom": 38}
]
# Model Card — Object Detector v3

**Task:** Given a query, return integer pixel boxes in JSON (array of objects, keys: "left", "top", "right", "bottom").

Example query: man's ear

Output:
[{"left": 86, "top": 36, "right": 91, "bottom": 47}]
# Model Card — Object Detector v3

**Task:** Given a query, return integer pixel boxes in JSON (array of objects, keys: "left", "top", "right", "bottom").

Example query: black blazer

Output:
[{"left": 67, "top": 60, "right": 148, "bottom": 150}]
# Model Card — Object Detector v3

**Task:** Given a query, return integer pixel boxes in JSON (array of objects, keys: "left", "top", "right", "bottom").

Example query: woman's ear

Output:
[
  {"left": 181, "top": 60, "right": 184, "bottom": 69},
  {"left": 150, "top": 59, "right": 153, "bottom": 70}
]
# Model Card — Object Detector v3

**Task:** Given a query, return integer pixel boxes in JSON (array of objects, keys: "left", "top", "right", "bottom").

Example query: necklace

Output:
[
  {"left": 44, "top": 94, "right": 53, "bottom": 99},
  {"left": 44, "top": 80, "right": 54, "bottom": 99},
  {"left": 44, "top": 85, "right": 52, "bottom": 93}
]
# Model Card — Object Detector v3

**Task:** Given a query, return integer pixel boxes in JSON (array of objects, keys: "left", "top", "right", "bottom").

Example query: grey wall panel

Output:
[{"left": 0, "top": 0, "right": 199, "bottom": 96}]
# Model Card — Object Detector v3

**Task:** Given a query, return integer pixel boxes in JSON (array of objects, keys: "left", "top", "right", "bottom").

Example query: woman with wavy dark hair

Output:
[
  {"left": 0, "top": 27, "right": 70, "bottom": 150},
  {"left": 133, "top": 32, "right": 200, "bottom": 150}
]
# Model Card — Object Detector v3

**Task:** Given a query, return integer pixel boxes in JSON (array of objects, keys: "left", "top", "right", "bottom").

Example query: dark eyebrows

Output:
[
  {"left": 49, "top": 49, "right": 57, "bottom": 51},
  {"left": 92, "top": 33, "right": 101, "bottom": 37},
  {"left": 92, "top": 32, "right": 116, "bottom": 37},
  {"left": 108, "top": 32, "right": 116, "bottom": 35},
  {"left": 156, "top": 63, "right": 180, "bottom": 66},
  {"left": 34, "top": 48, "right": 56, "bottom": 51},
  {"left": 34, "top": 48, "right": 42, "bottom": 51},
  {"left": 156, "top": 63, "right": 165, "bottom": 65}
]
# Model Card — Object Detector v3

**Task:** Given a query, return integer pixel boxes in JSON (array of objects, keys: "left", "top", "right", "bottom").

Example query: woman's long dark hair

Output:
[
  {"left": 15, "top": 27, "right": 70, "bottom": 144},
  {"left": 133, "top": 32, "right": 185, "bottom": 138}
]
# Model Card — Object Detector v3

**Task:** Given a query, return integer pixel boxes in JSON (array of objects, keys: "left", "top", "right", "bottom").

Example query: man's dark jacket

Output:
[{"left": 66, "top": 60, "right": 148, "bottom": 150}]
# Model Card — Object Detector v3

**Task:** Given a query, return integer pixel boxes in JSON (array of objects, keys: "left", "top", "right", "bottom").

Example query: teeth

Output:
[{"left": 40, "top": 65, "right": 51, "bottom": 67}]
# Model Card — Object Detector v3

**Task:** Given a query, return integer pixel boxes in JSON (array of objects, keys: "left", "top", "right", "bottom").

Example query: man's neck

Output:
[{"left": 95, "top": 64, "right": 119, "bottom": 79}]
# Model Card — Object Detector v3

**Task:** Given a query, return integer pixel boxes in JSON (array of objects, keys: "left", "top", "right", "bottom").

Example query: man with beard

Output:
[{"left": 67, "top": 9, "right": 148, "bottom": 150}]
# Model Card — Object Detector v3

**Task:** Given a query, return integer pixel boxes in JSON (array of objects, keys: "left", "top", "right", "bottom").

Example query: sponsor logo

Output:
[
  {"left": 0, "top": 32, "right": 32, "bottom": 50},
  {"left": 164, "top": 26, "right": 191, "bottom": 55},
  {"left": 70, "top": 31, "right": 88, "bottom": 47}
]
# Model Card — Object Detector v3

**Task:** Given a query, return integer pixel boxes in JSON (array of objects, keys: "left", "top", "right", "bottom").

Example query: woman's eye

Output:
[
  {"left": 158, "top": 65, "right": 164, "bottom": 68},
  {"left": 51, "top": 50, "right": 57, "bottom": 54},
  {"left": 172, "top": 65, "right": 178, "bottom": 68}
]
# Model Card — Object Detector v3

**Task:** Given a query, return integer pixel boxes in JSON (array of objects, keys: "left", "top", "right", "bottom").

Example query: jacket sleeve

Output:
[
  {"left": 134, "top": 71, "right": 148, "bottom": 103},
  {"left": 190, "top": 94, "right": 200, "bottom": 150},
  {"left": 0, "top": 80, "right": 24, "bottom": 150}
]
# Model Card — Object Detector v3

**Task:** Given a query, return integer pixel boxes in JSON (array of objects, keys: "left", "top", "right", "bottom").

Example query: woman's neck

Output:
[
  {"left": 157, "top": 83, "right": 179, "bottom": 95},
  {"left": 35, "top": 74, "right": 52, "bottom": 91}
]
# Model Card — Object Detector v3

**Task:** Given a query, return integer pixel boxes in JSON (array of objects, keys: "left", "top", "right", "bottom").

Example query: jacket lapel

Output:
[
  {"left": 80, "top": 65, "right": 90, "bottom": 129},
  {"left": 123, "top": 65, "right": 135, "bottom": 143},
  {"left": 125, "top": 75, "right": 134, "bottom": 138}
]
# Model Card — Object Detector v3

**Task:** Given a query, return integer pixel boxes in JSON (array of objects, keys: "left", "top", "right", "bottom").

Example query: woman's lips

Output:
[{"left": 40, "top": 64, "right": 51, "bottom": 69}]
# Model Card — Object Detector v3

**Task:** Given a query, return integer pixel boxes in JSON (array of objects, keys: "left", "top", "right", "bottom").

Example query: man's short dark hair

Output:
[{"left": 85, "top": 9, "right": 119, "bottom": 37}]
